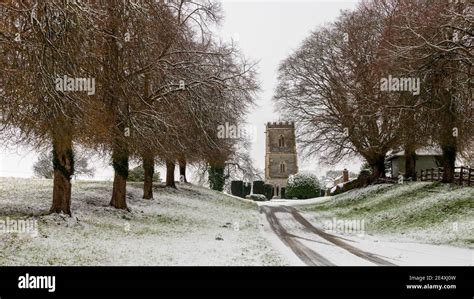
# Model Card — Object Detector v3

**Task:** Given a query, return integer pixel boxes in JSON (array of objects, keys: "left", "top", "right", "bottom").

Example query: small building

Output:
[
  {"left": 332, "top": 169, "right": 356, "bottom": 186},
  {"left": 386, "top": 147, "right": 442, "bottom": 178},
  {"left": 264, "top": 121, "right": 298, "bottom": 198},
  {"left": 325, "top": 169, "right": 357, "bottom": 196}
]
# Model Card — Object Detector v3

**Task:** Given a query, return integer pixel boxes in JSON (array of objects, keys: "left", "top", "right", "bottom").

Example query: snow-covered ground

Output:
[
  {"left": 300, "top": 182, "right": 474, "bottom": 248},
  {"left": 320, "top": 231, "right": 474, "bottom": 266},
  {"left": 259, "top": 203, "right": 474, "bottom": 266},
  {"left": 259, "top": 196, "right": 331, "bottom": 207},
  {"left": 297, "top": 210, "right": 474, "bottom": 266},
  {"left": 2, "top": 179, "right": 471, "bottom": 266},
  {"left": 0, "top": 178, "right": 289, "bottom": 266},
  {"left": 257, "top": 182, "right": 474, "bottom": 266}
]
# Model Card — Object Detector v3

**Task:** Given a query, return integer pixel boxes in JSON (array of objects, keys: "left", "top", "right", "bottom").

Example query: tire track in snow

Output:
[
  {"left": 285, "top": 206, "right": 396, "bottom": 266},
  {"left": 260, "top": 205, "right": 335, "bottom": 266},
  {"left": 260, "top": 205, "right": 396, "bottom": 266}
]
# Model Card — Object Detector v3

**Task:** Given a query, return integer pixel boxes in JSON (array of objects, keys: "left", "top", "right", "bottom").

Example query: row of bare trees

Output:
[
  {"left": 274, "top": 0, "right": 472, "bottom": 183},
  {"left": 0, "top": 0, "right": 258, "bottom": 215}
]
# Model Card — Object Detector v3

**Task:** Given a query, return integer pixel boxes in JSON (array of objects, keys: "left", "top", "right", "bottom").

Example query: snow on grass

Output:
[
  {"left": 301, "top": 182, "right": 474, "bottom": 248},
  {"left": 0, "top": 178, "right": 288, "bottom": 266}
]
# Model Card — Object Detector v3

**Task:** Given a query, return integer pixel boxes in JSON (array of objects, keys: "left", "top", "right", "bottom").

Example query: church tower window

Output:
[{"left": 278, "top": 135, "right": 285, "bottom": 147}]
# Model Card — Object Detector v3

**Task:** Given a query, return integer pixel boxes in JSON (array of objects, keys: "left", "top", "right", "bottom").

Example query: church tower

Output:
[{"left": 265, "top": 121, "right": 298, "bottom": 197}]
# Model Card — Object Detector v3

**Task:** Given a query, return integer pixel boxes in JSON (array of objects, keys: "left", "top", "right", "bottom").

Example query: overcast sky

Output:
[
  {"left": 218, "top": 0, "right": 362, "bottom": 177},
  {"left": 0, "top": 0, "right": 362, "bottom": 180}
]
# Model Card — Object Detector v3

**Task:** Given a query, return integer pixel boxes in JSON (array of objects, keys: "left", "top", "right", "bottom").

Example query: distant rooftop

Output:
[{"left": 386, "top": 146, "right": 442, "bottom": 160}]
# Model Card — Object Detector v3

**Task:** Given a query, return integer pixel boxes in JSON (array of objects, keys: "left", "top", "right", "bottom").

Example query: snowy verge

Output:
[
  {"left": 300, "top": 182, "right": 474, "bottom": 248},
  {"left": 0, "top": 178, "right": 289, "bottom": 266}
]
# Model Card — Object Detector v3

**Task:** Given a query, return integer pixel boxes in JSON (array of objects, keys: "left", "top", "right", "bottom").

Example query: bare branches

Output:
[
  {"left": 1, "top": 0, "right": 259, "bottom": 209},
  {"left": 274, "top": 0, "right": 472, "bottom": 180}
]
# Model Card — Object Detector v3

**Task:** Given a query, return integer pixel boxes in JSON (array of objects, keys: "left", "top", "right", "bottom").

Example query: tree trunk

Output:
[
  {"left": 142, "top": 154, "right": 154, "bottom": 199},
  {"left": 178, "top": 155, "right": 187, "bottom": 183},
  {"left": 441, "top": 145, "right": 456, "bottom": 183},
  {"left": 166, "top": 159, "right": 176, "bottom": 188},
  {"left": 404, "top": 145, "right": 417, "bottom": 180},
  {"left": 141, "top": 74, "right": 155, "bottom": 199},
  {"left": 110, "top": 143, "right": 129, "bottom": 210},
  {"left": 50, "top": 137, "right": 74, "bottom": 215},
  {"left": 370, "top": 155, "right": 386, "bottom": 181},
  {"left": 438, "top": 92, "right": 457, "bottom": 183},
  {"left": 402, "top": 94, "right": 418, "bottom": 181},
  {"left": 111, "top": 171, "right": 128, "bottom": 209}
]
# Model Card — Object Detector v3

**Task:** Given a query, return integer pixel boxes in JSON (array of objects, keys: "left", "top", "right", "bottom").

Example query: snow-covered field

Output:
[
  {"left": 2, "top": 179, "right": 471, "bottom": 266},
  {"left": 0, "top": 178, "right": 288, "bottom": 266}
]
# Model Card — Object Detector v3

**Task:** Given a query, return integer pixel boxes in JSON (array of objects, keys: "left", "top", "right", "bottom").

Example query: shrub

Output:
[
  {"left": 286, "top": 173, "right": 321, "bottom": 199},
  {"left": 209, "top": 166, "right": 225, "bottom": 191},
  {"left": 128, "top": 165, "right": 161, "bottom": 182},
  {"left": 360, "top": 162, "right": 372, "bottom": 175}
]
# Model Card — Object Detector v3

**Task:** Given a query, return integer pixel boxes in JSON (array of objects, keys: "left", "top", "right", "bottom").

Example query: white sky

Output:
[
  {"left": 0, "top": 0, "right": 362, "bottom": 180},
  {"left": 218, "top": 0, "right": 362, "bottom": 177}
]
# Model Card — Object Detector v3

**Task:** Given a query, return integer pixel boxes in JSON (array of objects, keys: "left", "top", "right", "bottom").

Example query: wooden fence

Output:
[{"left": 419, "top": 167, "right": 473, "bottom": 186}]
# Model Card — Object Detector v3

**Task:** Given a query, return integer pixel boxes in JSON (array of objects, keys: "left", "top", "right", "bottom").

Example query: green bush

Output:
[
  {"left": 286, "top": 173, "right": 321, "bottom": 199},
  {"left": 360, "top": 161, "right": 372, "bottom": 175},
  {"left": 127, "top": 165, "right": 161, "bottom": 182},
  {"left": 209, "top": 166, "right": 225, "bottom": 191}
]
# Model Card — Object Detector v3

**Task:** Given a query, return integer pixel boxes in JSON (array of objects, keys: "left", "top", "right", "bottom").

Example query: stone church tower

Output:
[{"left": 265, "top": 121, "right": 298, "bottom": 197}]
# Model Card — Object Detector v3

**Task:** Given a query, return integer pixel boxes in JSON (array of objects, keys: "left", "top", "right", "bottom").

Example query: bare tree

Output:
[
  {"left": 274, "top": 0, "right": 472, "bottom": 183},
  {"left": 80, "top": 0, "right": 226, "bottom": 204},
  {"left": 386, "top": 0, "right": 473, "bottom": 182},
  {"left": 1, "top": 1, "right": 97, "bottom": 214},
  {"left": 274, "top": 4, "right": 401, "bottom": 180},
  {"left": 33, "top": 151, "right": 95, "bottom": 179}
]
